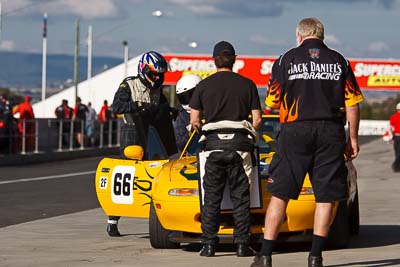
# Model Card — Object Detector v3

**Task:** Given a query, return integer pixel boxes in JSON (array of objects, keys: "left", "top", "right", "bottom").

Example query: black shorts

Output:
[{"left": 267, "top": 121, "right": 348, "bottom": 202}]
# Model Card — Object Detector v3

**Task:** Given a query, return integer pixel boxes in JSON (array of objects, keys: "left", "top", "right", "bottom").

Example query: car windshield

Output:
[
  {"left": 146, "top": 126, "right": 169, "bottom": 160},
  {"left": 182, "top": 116, "right": 281, "bottom": 157}
]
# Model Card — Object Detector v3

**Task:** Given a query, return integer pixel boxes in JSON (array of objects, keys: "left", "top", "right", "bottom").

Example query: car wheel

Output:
[
  {"left": 327, "top": 200, "right": 350, "bottom": 249},
  {"left": 349, "top": 190, "right": 360, "bottom": 235},
  {"left": 149, "top": 203, "right": 180, "bottom": 249}
]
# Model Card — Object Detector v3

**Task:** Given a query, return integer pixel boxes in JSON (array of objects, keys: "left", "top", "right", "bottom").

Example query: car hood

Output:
[
  {"left": 165, "top": 152, "right": 275, "bottom": 183},
  {"left": 166, "top": 156, "right": 199, "bottom": 182}
]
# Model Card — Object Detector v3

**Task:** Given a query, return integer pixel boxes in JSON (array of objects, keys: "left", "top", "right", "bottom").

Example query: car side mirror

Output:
[{"left": 124, "top": 145, "right": 144, "bottom": 160}]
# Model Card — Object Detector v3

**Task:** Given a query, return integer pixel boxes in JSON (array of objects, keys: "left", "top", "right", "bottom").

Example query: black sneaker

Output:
[
  {"left": 308, "top": 255, "right": 323, "bottom": 267},
  {"left": 199, "top": 244, "right": 216, "bottom": 257},
  {"left": 250, "top": 254, "right": 272, "bottom": 267},
  {"left": 237, "top": 243, "right": 256, "bottom": 257},
  {"left": 107, "top": 223, "right": 121, "bottom": 237}
]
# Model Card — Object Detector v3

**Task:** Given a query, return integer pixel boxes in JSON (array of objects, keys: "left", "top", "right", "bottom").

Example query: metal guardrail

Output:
[{"left": 0, "top": 118, "right": 122, "bottom": 155}]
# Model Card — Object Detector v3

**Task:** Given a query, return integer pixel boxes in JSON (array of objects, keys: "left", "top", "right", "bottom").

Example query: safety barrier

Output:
[{"left": 0, "top": 118, "right": 122, "bottom": 155}]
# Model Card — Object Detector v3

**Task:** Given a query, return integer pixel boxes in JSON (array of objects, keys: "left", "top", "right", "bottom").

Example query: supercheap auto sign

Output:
[
  {"left": 163, "top": 54, "right": 400, "bottom": 90},
  {"left": 351, "top": 60, "right": 400, "bottom": 90}
]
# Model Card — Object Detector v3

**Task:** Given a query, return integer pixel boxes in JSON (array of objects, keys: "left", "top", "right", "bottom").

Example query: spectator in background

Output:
[
  {"left": 98, "top": 100, "right": 113, "bottom": 145},
  {"left": 389, "top": 103, "right": 400, "bottom": 172},
  {"left": 13, "top": 95, "right": 35, "bottom": 151},
  {"left": 13, "top": 96, "right": 35, "bottom": 135},
  {"left": 72, "top": 97, "right": 88, "bottom": 146},
  {"left": 86, "top": 102, "right": 97, "bottom": 147},
  {"left": 55, "top": 99, "right": 73, "bottom": 147},
  {"left": 0, "top": 94, "right": 15, "bottom": 153}
]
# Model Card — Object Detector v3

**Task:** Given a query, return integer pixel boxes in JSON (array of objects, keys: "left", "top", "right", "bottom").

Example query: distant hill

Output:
[{"left": 0, "top": 51, "right": 122, "bottom": 88}]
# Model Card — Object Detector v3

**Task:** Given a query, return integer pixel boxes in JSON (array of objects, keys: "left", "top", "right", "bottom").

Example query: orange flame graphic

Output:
[
  {"left": 267, "top": 80, "right": 282, "bottom": 106},
  {"left": 344, "top": 80, "right": 362, "bottom": 101},
  {"left": 280, "top": 93, "right": 300, "bottom": 123}
]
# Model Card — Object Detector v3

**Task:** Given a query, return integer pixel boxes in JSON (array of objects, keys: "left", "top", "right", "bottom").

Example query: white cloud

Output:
[
  {"left": 0, "top": 40, "right": 16, "bottom": 51},
  {"left": 249, "top": 34, "right": 288, "bottom": 46},
  {"left": 366, "top": 41, "right": 389, "bottom": 53},
  {"left": 324, "top": 34, "right": 341, "bottom": 45},
  {"left": 43, "top": 0, "right": 118, "bottom": 19},
  {"left": 186, "top": 5, "right": 224, "bottom": 16},
  {"left": 168, "top": 0, "right": 225, "bottom": 16},
  {"left": 168, "top": 0, "right": 283, "bottom": 17},
  {"left": 1, "top": 0, "right": 118, "bottom": 19},
  {"left": 1, "top": 0, "right": 32, "bottom": 15}
]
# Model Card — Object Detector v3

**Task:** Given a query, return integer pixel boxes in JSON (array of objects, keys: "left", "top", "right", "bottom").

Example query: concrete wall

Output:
[{"left": 359, "top": 120, "right": 389, "bottom": 136}]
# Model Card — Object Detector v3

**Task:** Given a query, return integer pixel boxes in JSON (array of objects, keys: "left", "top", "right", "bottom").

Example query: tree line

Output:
[{"left": 360, "top": 94, "right": 400, "bottom": 120}]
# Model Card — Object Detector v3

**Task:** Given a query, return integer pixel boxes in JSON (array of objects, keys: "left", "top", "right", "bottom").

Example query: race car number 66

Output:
[{"left": 111, "top": 165, "right": 136, "bottom": 204}]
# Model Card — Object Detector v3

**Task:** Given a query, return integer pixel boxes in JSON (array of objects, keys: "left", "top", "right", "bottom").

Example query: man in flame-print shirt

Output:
[{"left": 251, "top": 18, "right": 363, "bottom": 267}]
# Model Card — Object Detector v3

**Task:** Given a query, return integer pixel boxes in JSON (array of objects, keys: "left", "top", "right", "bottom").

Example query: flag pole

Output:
[
  {"left": 87, "top": 25, "right": 92, "bottom": 81},
  {"left": 122, "top": 40, "right": 128, "bottom": 77},
  {"left": 41, "top": 13, "right": 47, "bottom": 118},
  {"left": 74, "top": 19, "right": 80, "bottom": 104},
  {"left": 0, "top": 3, "right": 3, "bottom": 42},
  {"left": 87, "top": 25, "right": 93, "bottom": 105}
]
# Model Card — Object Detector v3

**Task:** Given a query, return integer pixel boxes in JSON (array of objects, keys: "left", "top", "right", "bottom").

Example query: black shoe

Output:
[
  {"left": 308, "top": 255, "right": 323, "bottom": 267},
  {"left": 199, "top": 244, "right": 216, "bottom": 257},
  {"left": 237, "top": 243, "right": 256, "bottom": 257},
  {"left": 107, "top": 223, "right": 121, "bottom": 237},
  {"left": 250, "top": 254, "right": 272, "bottom": 267}
]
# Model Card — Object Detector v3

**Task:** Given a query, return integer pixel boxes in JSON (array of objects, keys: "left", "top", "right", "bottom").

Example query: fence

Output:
[
  {"left": 0, "top": 117, "right": 387, "bottom": 156},
  {"left": 0, "top": 118, "right": 122, "bottom": 155}
]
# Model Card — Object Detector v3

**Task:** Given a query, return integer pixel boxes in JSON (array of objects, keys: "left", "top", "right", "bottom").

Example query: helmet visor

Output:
[
  {"left": 147, "top": 71, "right": 164, "bottom": 82},
  {"left": 177, "top": 88, "right": 194, "bottom": 105}
]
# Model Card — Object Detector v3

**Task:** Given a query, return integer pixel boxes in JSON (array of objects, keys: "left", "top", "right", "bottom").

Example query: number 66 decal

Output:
[{"left": 111, "top": 166, "right": 136, "bottom": 204}]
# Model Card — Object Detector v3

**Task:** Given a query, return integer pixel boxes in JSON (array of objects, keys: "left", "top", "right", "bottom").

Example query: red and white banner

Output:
[{"left": 163, "top": 54, "right": 400, "bottom": 90}]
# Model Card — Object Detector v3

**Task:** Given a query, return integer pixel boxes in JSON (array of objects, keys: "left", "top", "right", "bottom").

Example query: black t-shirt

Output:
[
  {"left": 265, "top": 38, "right": 363, "bottom": 123},
  {"left": 189, "top": 71, "right": 261, "bottom": 123},
  {"left": 75, "top": 103, "right": 88, "bottom": 120}
]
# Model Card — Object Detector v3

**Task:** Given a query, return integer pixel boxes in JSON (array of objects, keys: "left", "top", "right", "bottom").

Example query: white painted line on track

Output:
[{"left": 0, "top": 171, "right": 96, "bottom": 185}]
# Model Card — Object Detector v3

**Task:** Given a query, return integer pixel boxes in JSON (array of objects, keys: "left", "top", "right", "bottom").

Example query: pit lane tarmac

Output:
[{"left": 0, "top": 138, "right": 399, "bottom": 267}]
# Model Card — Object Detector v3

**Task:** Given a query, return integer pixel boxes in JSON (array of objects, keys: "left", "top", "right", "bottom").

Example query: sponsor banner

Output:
[
  {"left": 164, "top": 54, "right": 275, "bottom": 88},
  {"left": 351, "top": 60, "right": 400, "bottom": 89},
  {"left": 163, "top": 54, "right": 400, "bottom": 90}
]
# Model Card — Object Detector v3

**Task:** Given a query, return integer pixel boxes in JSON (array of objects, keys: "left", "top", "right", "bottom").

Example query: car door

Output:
[{"left": 95, "top": 127, "right": 170, "bottom": 218}]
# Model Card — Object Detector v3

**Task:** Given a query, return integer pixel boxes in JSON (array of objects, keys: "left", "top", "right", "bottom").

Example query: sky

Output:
[{"left": 0, "top": 0, "right": 400, "bottom": 60}]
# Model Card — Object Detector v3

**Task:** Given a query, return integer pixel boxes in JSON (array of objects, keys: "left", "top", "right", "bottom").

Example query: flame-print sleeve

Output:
[
  {"left": 265, "top": 58, "right": 284, "bottom": 109},
  {"left": 344, "top": 61, "right": 364, "bottom": 107}
]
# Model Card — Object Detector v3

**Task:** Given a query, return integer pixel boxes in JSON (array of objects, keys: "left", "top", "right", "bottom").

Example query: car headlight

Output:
[{"left": 168, "top": 188, "right": 199, "bottom": 196}]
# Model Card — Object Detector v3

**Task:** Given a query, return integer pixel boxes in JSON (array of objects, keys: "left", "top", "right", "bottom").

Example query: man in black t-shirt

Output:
[
  {"left": 72, "top": 97, "right": 88, "bottom": 146},
  {"left": 55, "top": 99, "right": 73, "bottom": 147},
  {"left": 190, "top": 41, "right": 262, "bottom": 258}
]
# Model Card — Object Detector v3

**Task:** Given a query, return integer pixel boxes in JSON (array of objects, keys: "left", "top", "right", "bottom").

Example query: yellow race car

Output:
[{"left": 95, "top": 115, "right": 359, "bottom": 249}]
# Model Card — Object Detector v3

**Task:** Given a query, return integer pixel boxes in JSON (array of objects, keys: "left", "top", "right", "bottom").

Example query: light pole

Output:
[{"left": 122, "top": 40, "right": 128, "bottom": 77}]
